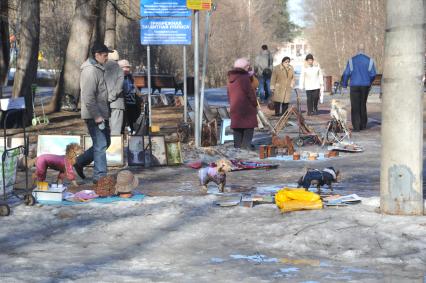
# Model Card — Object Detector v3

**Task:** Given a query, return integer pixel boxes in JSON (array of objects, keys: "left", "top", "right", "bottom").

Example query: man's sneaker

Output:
[{"left": 73, "top": 164, "right": 86, "bottom": 179}]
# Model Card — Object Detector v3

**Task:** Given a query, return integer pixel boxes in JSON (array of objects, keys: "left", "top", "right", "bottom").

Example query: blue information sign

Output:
[
  {"left": 140, "top": 0, "right": 191, "bottom": 17},
  {"left": 141, "top": 18, "right": 192, "bottom": 45}
]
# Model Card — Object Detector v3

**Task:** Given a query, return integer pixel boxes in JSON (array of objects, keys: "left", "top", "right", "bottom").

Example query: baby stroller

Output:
[{"left": 322, "top": 99, "right": 351, "bottom": 146}]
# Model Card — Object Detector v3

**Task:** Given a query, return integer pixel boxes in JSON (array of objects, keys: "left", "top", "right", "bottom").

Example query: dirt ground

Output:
[{"left": 1, "top": 91, "right": 426, "bottom": 282}]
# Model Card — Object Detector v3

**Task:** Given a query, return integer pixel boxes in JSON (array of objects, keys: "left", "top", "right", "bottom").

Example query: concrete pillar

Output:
[{"left": 380, "top": 0, "right": 424, "bottom": 215}]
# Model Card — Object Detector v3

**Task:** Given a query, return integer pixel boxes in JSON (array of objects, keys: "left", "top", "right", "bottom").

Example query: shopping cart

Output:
[
  {"left": 0, "top": 99, "right": 34, "bottom": 216},
  {"left": 31, "top": 84, "right": 49, "bottom": 126}
]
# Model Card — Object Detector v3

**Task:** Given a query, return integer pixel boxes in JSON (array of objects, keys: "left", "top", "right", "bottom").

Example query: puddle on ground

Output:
[{"left": 209, "top": 253, "right": 387, "bottom": 281}]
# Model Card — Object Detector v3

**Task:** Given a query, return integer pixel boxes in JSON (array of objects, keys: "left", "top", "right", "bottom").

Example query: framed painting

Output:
[
  {"left": 143, "top": 135, "right": 167, "bottom": 166},
  {"left": 166, "top": 142, "right": 183, "bottom": 165},
  {"left": 37, "top": 135, "right": 81, "bottom": 156},
  {"left": 128, "top": 136, "right": 145, "bottom": 166},
  {"left": 83, "top": 135, "right": 124, "bottom": 166}
]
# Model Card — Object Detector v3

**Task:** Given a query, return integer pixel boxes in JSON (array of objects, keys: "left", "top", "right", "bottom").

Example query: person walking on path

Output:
[
  {"left": 255, "top": 45, "right": 273, "bottom": 102},
  {"left": 227, "top": 58, "right": 258, "bottom": 149},
  {"left": 341, "top": 43, "right": 377, "bottom": 131},
  {"left": 270, "top": 56, "right": 295, "bottom": 116},
  {"left": 105, "top": 50, "right": 124, "bottom": 135},
  {"left": 299, "top": 54, "right": 324, "bottom": 115},
  {"left": 74, "top": 42, "right": 112, "bottom": 183},
  {"left": 119, "top": 59, "right": 142, "bottom": 134}
]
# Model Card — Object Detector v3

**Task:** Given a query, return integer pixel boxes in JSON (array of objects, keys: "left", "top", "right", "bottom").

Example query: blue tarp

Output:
[{"left": 37, "top": 194, "right": 145, "bottom": 206}]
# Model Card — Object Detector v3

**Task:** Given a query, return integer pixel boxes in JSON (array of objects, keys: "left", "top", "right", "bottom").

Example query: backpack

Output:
[{"left": 262, "top": 53, "right": 273, "bottom": 79}]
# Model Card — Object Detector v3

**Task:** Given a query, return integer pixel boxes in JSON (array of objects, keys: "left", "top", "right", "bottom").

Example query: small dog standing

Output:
[
  {"left": 30, "top": 143, "right": 83, "bottom": 187},
  {"left": 198, "top": 159, "right": 233, "bottom": 193},
  {"left": 298, "top": 167, "right": 340, "bottom": 193}
]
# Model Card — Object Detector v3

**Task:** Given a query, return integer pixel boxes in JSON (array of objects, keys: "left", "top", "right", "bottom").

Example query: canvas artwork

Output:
[
  {"left": 128, "top": 136, "right": 145, "bottom": 166},
  {"left": 144, "top": 136, "right": 167, "bottom": 166},
  {"left": 166, "top": 142, "right": 183, "bottom": 165},
  {"left": 84, "top": 135, "right": 124, "bottom": 166},
  {"left": 37, "top": 135, "right": 81, "bottom": 156},
  {"left": 8, "top": 137, "right": 27, "bottom": 149}
]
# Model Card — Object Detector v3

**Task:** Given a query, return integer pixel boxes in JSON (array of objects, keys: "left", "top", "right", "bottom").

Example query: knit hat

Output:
[
  {"left": 305, "top": 54, "right": 314, "bottom": 61},
  {"left": 91, "top": 42, "right": 113, "bottom": 55},
  {"left": 114, "top": 170, "right": 139, "bottom": 194},
  {"left": 118, "top": 59, "right": 131, "bottom": 68},
  {"left": 109, "top": 50, "right": 119, "bottom": 61},
  {"left": 233, "top": 57, "right": 250, "bottom": 69}
]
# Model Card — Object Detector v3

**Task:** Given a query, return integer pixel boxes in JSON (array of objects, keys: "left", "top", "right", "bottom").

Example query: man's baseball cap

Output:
[{"left": 91, "top": 42, "right": 113, "bottom": 54}]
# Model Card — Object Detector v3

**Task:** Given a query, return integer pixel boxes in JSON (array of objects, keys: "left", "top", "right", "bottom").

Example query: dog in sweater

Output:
[
  {"left": 297, "top": 167, "right": 340, "bottom": 193},
  {"left": 30, "top": 143, "right": 83, "bottom": 187},
  {"left": 198, "top": 159, "right": 233, "bottom": 193}
]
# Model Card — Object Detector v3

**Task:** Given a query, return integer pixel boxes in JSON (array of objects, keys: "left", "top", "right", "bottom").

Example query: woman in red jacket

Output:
[{"left": 227, "top": 58, "right": 258, "bottom": 149}]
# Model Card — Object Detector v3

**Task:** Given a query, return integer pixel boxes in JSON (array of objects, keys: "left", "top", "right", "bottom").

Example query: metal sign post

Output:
[
  {"left": 147, "top": 45, "right": 152, "bottom": 126},
  {"left": 183, "top": 46, "right": 187, "bottom": 123},
  {"left": 194, "top": 10, "right": 200, "bottom": 147},
  {"left": 198, "top": 10, "right": 211, "bottom": 133}
]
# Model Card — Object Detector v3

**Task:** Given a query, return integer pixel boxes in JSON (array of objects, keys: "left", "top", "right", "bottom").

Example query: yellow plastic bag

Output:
[
  {"left": 275, "top": 188, "right": 323, "bottom": 212},
  {"left": 283, "top": 190, "right": 320, "bottom": 202},
  {"left": 278, "top": 199, "right": 323, "bottom": 212}
]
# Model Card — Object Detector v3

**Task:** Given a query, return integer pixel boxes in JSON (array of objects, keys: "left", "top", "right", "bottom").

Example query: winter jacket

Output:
[
  {"left": 227, "top": 68, "right": 258, "bottom": 129},
  {"left": 105, "top": 60, "right": 125, "bottom": 110},
  {"left": 341, "top": 53, "right": 376, "bottom": 87},
  {"left": 270, "top": 64, "right": 294, "bottom": 103},
  {"left": 255, "top": 50, "right": 273, "bottom": 76},
  {"left": 299, "top": 62, "right": 324, "bottom": 91},
  {"left": 80, "top": 58, "right": 110, "bottom": 120},
  {"left": 35, "top": 154, "right": 75, "bottom": 182}
]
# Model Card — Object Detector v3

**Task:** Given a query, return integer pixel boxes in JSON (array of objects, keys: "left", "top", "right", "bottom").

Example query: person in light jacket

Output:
[
  {"left": 299, "top": 54, "right": 324, "bottom": 116},
  {"left": 74, "top": 42, "right": 113, "bottom": 184},
  {"left": 270, "top": 56, "right": 295, "bottom": 116},
  {"left": 105, "top": 50, "right": 124, "bottom": 135}
]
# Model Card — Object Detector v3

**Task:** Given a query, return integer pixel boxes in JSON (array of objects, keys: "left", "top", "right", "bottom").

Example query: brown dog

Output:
[{"left": 30, "top": 143, "right": 83, "bottom": 187}]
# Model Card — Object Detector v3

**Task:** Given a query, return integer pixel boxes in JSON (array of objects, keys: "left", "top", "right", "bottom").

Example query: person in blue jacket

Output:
[{"left": 341, "top": 44, "right": 376, "bottom": 132}]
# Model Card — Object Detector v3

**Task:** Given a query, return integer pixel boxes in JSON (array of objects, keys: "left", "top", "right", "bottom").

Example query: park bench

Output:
[{"left": 133, "top": 74, "right": 194, "bottom": 95}]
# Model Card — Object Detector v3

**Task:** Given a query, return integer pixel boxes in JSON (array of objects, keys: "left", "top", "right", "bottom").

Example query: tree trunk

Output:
[
  {"left": 12, "top": 0, "right": 40, "bottom": 125},
  {"left": 91, "top": 0, "right": 107, "bottom": 46},
  {"left": 104, "top": 0, "right": 116, "bottom": 49},
  {"left": 46, "top": 0, "right": 97, "bottom": 113},
  {"left": 0, "top": 0, "right": 10, "bottom": 93},
  {"left": 380, "top": 0, "right": 424, "bottom": 215}
]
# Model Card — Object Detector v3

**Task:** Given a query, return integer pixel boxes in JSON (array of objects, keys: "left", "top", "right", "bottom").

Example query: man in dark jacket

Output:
[
  {"left": 74, "top": 42, "right": 113, "bottom": 183},
  {"left": 341, "top": 44, "right": 377, "bottom": 131},
  {"left": 227, "top": 57, "right": 258, "bottom": 149}
]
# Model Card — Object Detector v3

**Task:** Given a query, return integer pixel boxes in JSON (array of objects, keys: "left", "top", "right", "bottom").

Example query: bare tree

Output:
[
  {"left": 12, "top": 0, "right": 40, "bottom": 123},
  {"left": 91, "top": 0, "right": 107, "bottom": 46},
  {"left": 105, "top": 0, "right": 117, "bottom": 48},
  {"left": 46, "top": 0, "right": 97, "bottom": 112},
  {"left": 303, "top": 0, "right": 385, "bottom": 78},
  {"left": 0, "top": 0, "right": 10, "bottom": 93}
]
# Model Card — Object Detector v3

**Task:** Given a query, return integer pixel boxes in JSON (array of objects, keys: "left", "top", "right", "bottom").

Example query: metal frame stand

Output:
[{"left": 0, "top": 109, "right": 34, "bottom": 217}]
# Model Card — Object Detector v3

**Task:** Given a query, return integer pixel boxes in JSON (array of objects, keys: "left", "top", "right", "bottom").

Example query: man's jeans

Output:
[
  {"left": 77, "top": 119, "right": 111, "bottom": 181},
  {"left": 258, "top": 75, "right": 271, "bottom": 102}
]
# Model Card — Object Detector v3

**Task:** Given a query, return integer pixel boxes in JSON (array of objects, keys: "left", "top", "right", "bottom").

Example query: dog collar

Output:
[{"left": 322, "top": 168, "right": 336, "bottom": 180}]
